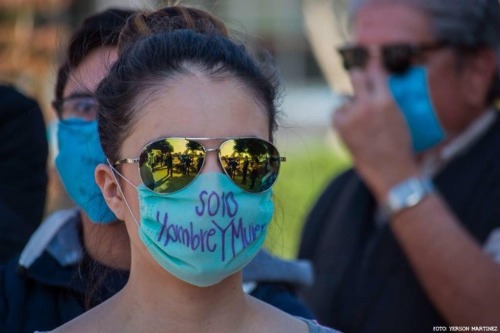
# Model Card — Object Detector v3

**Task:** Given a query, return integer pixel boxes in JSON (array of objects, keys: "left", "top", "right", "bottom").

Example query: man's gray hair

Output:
[{"left": 348, "top": 0, "right": 500, "bottom": 105}]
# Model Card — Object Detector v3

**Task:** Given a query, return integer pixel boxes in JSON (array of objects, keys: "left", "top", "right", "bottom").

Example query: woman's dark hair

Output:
[
  {"left": 117, "top": 5, "right": 229, "bottom": 55},
  {"left": 54, "top": 8, "right": 134, "bottom": 101},
  {"left": 97, "top": 8, "right": 281, "bottom": 163}
]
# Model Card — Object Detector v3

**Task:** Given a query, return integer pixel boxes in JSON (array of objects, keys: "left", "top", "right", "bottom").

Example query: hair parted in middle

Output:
[{"left": 96, "top": 4, "right": 281, "bottom": 162}]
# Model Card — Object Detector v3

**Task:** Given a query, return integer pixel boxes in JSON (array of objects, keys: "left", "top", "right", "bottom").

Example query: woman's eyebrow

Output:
[{"left": 63, "top": 90, "right": 94, "bottom": 99}]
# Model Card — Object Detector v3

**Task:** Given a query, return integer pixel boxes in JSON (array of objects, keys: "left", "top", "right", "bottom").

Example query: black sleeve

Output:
[{"left": 0, "top": 85, "right": 48, "bottom": 262}]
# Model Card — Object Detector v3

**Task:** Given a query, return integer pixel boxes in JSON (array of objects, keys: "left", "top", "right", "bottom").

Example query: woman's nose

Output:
[{"left": 200, "top": 150, "right": 222, "bottom": 173}]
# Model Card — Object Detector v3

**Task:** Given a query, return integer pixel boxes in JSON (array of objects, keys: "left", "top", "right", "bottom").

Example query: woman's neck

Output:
[
  {"left": 81, "top": 213, "right": 131, "bottom": 270},
  {"left": 56, "top": 241, "right": 307, "bottom": 333},
  {"left": 116, "top": 256, "right": 252, "bottom": 332}
]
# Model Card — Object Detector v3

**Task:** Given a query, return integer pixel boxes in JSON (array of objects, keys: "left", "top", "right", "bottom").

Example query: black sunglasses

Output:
[
  {"left": 337, "top": 41, "right": 447, "bottom": 74},
  {"left": 113, "top": 137, "right": 286, "bottom": 194}
]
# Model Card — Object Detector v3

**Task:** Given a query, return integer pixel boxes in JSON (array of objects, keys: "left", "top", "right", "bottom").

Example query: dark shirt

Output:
[{"left": 299, "top": 116, "right": 500, "bottom": 332}]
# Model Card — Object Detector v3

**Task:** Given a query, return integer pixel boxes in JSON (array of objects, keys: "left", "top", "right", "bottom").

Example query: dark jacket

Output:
[
  {"left": 299, "top": 115, "right": 500, "bottom": 332},
  {"left": 1, "top": 209, "right": 314, "bottom": 333},
  {"left": 0, "top": 85, "right": 48, "bottom": 263}
]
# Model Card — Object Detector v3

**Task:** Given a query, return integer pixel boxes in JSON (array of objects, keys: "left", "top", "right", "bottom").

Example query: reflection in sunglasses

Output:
[{"left": 115, "top": 138, "right": 285, "bottom": 194}]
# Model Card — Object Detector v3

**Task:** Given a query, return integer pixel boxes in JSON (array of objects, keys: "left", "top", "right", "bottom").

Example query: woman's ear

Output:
[{"left": 95, "top": 163, "right": 126, "bottom": 221}]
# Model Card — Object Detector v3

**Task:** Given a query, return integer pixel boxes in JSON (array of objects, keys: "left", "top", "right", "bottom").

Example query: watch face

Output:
[{"left": 385, "top": 177, "right": 434, "bottom": 216}]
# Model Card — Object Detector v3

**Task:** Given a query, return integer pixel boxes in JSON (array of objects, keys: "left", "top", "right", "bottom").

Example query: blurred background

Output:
[{"left": 0, "top": 0, "right": 354, "bottom": 258}]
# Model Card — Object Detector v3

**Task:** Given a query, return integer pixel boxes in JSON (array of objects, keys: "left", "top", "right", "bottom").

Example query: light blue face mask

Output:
[
  {"left": 116, "top": 171, "right": 274, "bottom": 287},
  {"left": 388, "top": 66, "right": 445, "bottom": 152},
  {"left": 55, "top": 119, "right": 116, "bottom": 223}
]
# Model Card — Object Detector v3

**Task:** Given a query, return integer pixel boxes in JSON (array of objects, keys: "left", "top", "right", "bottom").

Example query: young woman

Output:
[
  {"left": 4, "top": 6, "right": 313, "bottom": 333},
  {"left": 51, "top": 6, "right": 337, "bottom": 333}
]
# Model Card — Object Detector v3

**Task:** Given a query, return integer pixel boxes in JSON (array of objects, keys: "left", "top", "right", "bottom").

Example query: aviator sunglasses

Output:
[
  {"left": 337, "top": 41, "right": 447, "bottom": 74},
  {"left": 113, "top": 137, "right": 286, "bottom": 194}
]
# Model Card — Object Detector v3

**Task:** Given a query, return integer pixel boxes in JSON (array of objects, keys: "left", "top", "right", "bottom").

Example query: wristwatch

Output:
[{"left": 382, "top": 176, "right": 435, "bottom": 217}]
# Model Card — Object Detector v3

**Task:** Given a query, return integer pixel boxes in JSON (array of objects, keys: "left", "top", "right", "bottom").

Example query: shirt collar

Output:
[{"left": 421, "top": 110, "right": 497, "bottom": 178}]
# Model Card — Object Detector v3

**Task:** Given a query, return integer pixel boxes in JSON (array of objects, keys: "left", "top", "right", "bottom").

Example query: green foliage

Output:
[
  {"left": 186, "top": 140, "right": 202, "bottom": 152},
  {"left": 150, "top": 139, "right": 174, "bottom": 153},
  {"left": 264, "top": 130, "right": 351, "bottom": 259}
]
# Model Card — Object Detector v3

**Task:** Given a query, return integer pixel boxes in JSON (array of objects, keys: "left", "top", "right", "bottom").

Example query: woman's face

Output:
[{"left": 116, "top": 73, "right": 270, "bottom": 234}]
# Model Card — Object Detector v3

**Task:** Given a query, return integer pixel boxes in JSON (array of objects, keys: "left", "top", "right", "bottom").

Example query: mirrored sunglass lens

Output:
[
  {"left": 139, "top": 138, "right": 205, "bottom": 193},
  {"left": 383, "top": 45, "right": 413, "bottom": 74},
  {"left": 220, "top": 139, "right": 281, "bottom": 193}
]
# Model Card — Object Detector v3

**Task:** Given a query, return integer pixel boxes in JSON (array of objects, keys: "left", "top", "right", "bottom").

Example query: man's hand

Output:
[{"left": 333, "top": 67, "right": 419, "bottom": 201}]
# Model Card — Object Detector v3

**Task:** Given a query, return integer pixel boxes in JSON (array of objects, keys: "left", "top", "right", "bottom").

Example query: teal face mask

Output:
[
  {"left": 55, "top": 119, "right": 116, "bottom": 223},
  {"left": 388, "top": 66, "right": 445, "bottom": 152},
  {"left": 118, "top": 172, "right": 274, "bottom": 287}
]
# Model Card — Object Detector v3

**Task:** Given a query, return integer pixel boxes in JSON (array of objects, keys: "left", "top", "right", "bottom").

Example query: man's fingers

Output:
[
  {"left": 368, "top": 65, "right": 393, "bottom": 105},
  {"left": 350, "top": 69, "right": 369, "bottom": 98}
]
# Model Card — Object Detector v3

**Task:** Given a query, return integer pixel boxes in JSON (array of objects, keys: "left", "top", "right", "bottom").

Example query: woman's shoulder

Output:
[
  {"left": 297, "top": 318, "right": 341, "bottom": 333},
  {"left": 248, "top": 296, "right": 336, "bottom": 332},
  {"left": 47, "top": 301, "right": 116, "bottom": 333}
]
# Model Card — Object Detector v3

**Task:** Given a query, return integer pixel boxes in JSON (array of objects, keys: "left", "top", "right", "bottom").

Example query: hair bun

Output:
[{"left": 118, "top": 5, "right": 229, "bottom": 54}]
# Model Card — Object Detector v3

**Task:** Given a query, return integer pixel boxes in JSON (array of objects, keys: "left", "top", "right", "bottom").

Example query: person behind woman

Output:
[
  {"left": 0, "top": 9, "right": 133, "bottom": 333},
  {"left": 52, "top": 6, "right": 336, "bottom": 333}
]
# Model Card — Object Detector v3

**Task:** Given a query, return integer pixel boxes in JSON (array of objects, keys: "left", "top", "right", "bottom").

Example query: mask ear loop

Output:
[{"left": 107, "top": 159, "right": 141, "bottom": 228}]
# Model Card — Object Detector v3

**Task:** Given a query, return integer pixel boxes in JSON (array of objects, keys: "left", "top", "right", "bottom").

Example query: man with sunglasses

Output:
[{"left": 299, "top": 0, "right": 500, "bottom": 331}]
